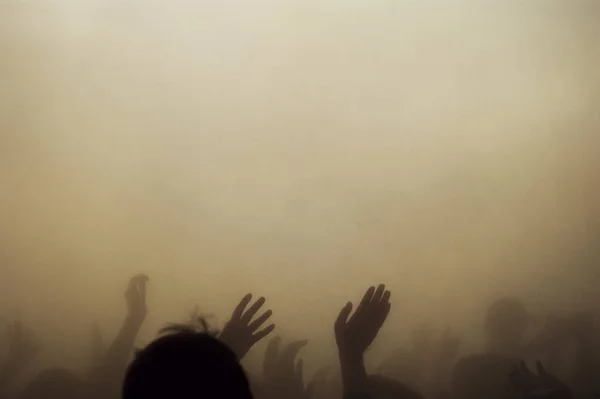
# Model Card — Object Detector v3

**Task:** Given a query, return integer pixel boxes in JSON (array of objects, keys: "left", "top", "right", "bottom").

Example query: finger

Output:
[
  {"left": 248, "top": 309, "right": 273, "bottom": 332},
  {"left": 252, "top": 323, "right": 275, "bottom": 344},
  {"left": 295, "top": 358, "right": 304, "bottom": 385},
  {"left": 373, "top": 284, "right": 386, "bottom": 303},
  {"left": 232, "top": 293, "right": 253, "bottom": 321},
  {"left": 263, "top": 336, "right": 281, "bottom": 375},
  {"left": 349, "top": 286, "right": 375, "bottom": 324},
  {"left": 376, "top": 302, "right": 391, "bottom": 327},
  {"left": 360, "top": 286, "right": 376, "bottom": 306},
  {"left": 334, "top": 302, "right": 353, "bottom": 334},
  {"left": 381, "top": 290, "right": 391, "bottom": 304},
  {"left": 241, "top": 297, "right": 266, "bottom": 323}
]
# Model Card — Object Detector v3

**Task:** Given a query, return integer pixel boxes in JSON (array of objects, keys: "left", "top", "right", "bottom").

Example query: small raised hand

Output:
[
  {"left": 125, "top": 274, "right": 149, "bottom": 324},
  {"left": 335, "top": 284, "right": 391, "bottom": 356},
  {"left": 219, "top": 293, "right": 275, "bottom": 360},
  {"left": 335, "top": 284, "right": 391, "bottom": 398},
  {"left": 263, "top": 337, "right": 313, "bottom": 399}
]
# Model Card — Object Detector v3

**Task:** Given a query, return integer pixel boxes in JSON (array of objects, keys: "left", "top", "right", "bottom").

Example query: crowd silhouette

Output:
[
  {"left": 1, "top": 273, "right": 599, "bottom": 399},
  {"left": 2, "top": 0, "right": 599, "bottom": 398}
]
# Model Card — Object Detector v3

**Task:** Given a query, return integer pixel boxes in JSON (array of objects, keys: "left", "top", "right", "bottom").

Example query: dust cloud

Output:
[{"left": 1, "top": 0, "right": 599, "bottom": 374}]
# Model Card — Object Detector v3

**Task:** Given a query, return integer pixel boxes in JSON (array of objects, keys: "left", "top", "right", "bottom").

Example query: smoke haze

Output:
[{"left": 1, "top": 0, "right": 599, "bottom": 374}]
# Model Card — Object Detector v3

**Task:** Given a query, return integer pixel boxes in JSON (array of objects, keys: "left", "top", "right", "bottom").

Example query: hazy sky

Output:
[{"left": 1, "top": 0, "right": 599, "bottom": 371}]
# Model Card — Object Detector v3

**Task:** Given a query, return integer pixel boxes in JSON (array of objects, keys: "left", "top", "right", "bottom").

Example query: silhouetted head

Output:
[
  {"left": 122, "top": 325, "right": 253, "bottom": 399},
  {"left": 20, "top": 368, "right": 84, "bottom": 399},
  {"left": 485, "top": 297, "right": 528, "bottom": 353},
  {"left": 368, "top": 374, "right": 423, "bottom": 399}
]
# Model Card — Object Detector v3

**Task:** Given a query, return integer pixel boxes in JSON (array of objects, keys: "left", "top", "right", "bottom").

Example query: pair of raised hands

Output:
[
  {"left": 210, "top": 284, "right": 392, "bottom": 399},
  {"left": 217, "top": 284, "right": 392, "bottom": 358},
  {"left": 217, "top": 284, "right": 392, "bottom": 360}
]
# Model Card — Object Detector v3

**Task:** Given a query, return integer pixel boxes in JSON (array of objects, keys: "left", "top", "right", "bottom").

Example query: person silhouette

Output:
[{"left": 122, "top": 326, "right": 253, "bottom": 399}]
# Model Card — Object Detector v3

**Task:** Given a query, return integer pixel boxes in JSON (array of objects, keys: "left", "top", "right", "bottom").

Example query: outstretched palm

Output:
[
  {"left": 220, "top": 293, "right": 275, "bottom": 360},
  {"left": 335, "top": 284, "right": 391, "bottom": 356}
]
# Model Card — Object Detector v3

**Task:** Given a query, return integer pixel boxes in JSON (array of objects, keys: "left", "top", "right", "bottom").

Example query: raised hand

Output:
[
  {"left": 125, "top": 274, "right": 149, "bottom": 324},
  {"left": 507, "top": 361, "right": 571, "bottom": 399},
  {"left": 335, "top": 284, "right": 391, "bottom": 398},
  {"left": 87, "top": 274, "right": 150, "bottom": 399},
  {"left": 262, "top": 337, "right": 313, "bottom": 399},
  {"left": 6, "top": 321, "right": 39, "bottom": 368},
  {"left": 219, "top": 293, "right": 275, "bottom": 360},
  {"left": 335, "top": 284, "right": 391, "bottom": 356}
]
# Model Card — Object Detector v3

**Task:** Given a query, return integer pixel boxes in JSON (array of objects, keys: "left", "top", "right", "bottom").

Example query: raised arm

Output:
[
  {"left": 335, "top": 284, "right": 391, "bottom": 399},
  {"left": 88, "top": 274, "right": 149, "bottom": 399}
]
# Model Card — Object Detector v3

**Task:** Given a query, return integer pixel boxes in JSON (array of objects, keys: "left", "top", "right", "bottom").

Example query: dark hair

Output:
[{"left": 123, "top": 322, "right": 252, "bottom": 399}]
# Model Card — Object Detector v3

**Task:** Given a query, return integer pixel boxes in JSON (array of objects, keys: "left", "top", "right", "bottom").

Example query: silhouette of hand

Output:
[
  {"left": 6, "top": 321, "right": 39, "bottom": 368},
  {"left": 335, "top": 284, "right": 391, "bottom": 356},
  {"left": 262, "top": 337, "right": 313, "bottom": 399},
  {"left": 507, "top": 362, "right": 571, "bottom": 399},
  {"left": 220, "top": 293, "right": 275, "bottom": 360},
  {"left": 125, "top": 274, "right": 149, "bottom": 324}
]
